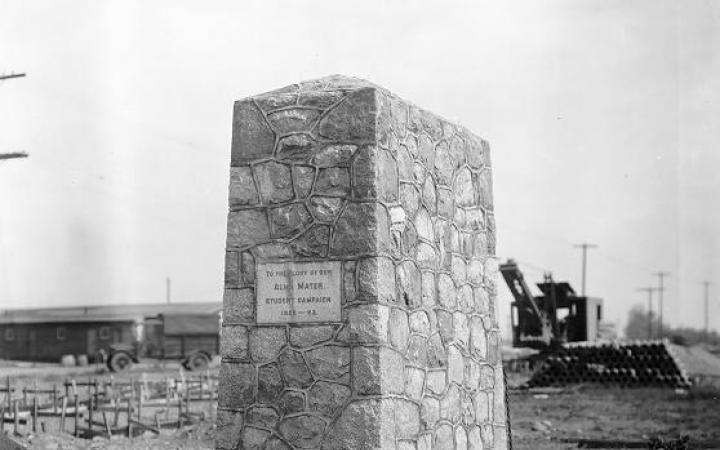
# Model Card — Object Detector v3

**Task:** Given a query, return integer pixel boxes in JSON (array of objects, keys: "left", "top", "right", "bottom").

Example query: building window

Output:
[
  {"left": 4, "top": 328, "right": 14, "bottom": 341},
  {"left": 99, "top": 326, "right": 111, "bottom": 340},
  {"left": 56, "top": 327, "right": 67, "bottom": 341}
]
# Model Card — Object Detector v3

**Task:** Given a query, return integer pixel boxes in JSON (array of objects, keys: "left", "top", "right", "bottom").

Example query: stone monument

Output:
[{"left": 217, "top": 75, "right": 508, "bottom": 450}]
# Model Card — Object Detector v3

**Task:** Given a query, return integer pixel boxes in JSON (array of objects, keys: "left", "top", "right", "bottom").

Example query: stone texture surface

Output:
[{"left": 219, "top": 75, "right": 506, "bottom": 449}]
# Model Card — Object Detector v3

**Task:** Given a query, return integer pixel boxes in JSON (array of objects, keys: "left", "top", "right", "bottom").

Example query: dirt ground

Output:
[
  {"left": 14, "top": 426, "right": 215, "bottom": 449},
  {"left": 0, "top": 358, "right": 220, "bottom": 386},
  {"left": 11, "top": 385, "right": 719, "bottom": 450},
  {"left": 2, "top": 361, "right": 720, "bottom": 449},
  {"left": 509, "top": 383, "right": 720, "bottom": 449},
  {"left": 1, "top": 360, "right": 218, "bottom": 449}
]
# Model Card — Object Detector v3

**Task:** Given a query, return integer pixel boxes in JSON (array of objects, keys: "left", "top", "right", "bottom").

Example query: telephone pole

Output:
[
  {"left": 574, "top": 243, "right": 597, "bottom": 296},
  {"left": 653, "top": 271, "right": 670, "bottom": 338},
  {"left": 166, "top": 277, "right": 172, "bottom": 304},
  {"left": 637, "top": 287, "right": 656, "bottom": 339},
  {"left": 703, "top": 281, "right": 712, "bottom": 344}
]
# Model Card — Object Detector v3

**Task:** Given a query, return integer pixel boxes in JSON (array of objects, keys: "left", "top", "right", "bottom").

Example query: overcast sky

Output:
[{"left": 1, "top": 0, "right": 718, "bottom": 335}]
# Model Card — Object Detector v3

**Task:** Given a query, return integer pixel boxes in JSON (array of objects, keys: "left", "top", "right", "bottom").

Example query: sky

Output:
[{"left": 0, "top": 0, "right": 718, "bottom": 336}]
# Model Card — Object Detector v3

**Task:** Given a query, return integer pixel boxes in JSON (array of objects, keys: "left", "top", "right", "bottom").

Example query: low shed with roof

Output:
[{"left": 0, "top": 302, "right": 221, "bottom": 363}]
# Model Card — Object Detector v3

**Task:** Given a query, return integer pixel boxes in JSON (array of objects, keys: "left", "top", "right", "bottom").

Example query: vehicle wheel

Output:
[
  {"left": 187, "top": 353, "right": 210, "bottom": 371},
  {"left": 108, "top": 352, "right": 133, "bottom": 372}
]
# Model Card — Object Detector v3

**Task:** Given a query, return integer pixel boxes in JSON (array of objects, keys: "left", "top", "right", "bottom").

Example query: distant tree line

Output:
[{"left": 624, "top": 304, "right": 720, "bottom": 348}]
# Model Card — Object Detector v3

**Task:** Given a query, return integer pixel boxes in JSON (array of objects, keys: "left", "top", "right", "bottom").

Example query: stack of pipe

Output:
[{"left": 527, "top": 340, "right": 692, "bottom": 388}]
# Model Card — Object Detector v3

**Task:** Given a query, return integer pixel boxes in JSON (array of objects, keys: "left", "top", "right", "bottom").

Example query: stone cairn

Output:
[{"left": 217, "top": 75, "right": 508, "bottom": 450}]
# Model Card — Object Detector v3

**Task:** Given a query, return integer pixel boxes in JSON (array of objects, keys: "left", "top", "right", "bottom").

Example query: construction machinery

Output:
[
  {"left": 500, "top": 259, "right": 692, "bottom": 388},
  {"left": 500, "top": 259, "right": 603, "bottom": 350}
]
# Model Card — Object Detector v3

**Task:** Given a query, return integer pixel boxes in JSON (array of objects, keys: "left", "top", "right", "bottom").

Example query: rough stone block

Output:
[
  {"left": 331, "top": 203, "right": 390, "bottom": 257},
  {"left": 224, "top": 251, "right": 240, "bottom": 288},
  {"left": 257, "top": 363, "right": 283, "bottom": 403},
  {"left": 345, "top": 303, "right": 390, "bottom": 344},
  {"left": 468, "top": 426, "right": 483, "bottom": 450},
  {"left": 321, "top": 400, "right": 385, "bottom": 449},
  {"left": 421, "top": 396, "right": 440, "bottom": 430},
  {"left": 426, "top": 369, "right": 447, "bottom": 396},
  {"left": 278, "top": 349, "right": 313, "bottom": 389},
  {"left": 228, "top": 166, "right": 259, "bottom": 207},
  {"left": 435, "top": 424, "right": 454, "bottom": 450},
  {"left": 277, "top": 390, "right": 305, "bottom": 416},
  {"left": 317, "top": 87, "right": 376, "bottom": 141},
  {"left": 351, "top": 346, "right": 404, "bottom": 395},
  {"left": 227, "top": 209, "right": 270, "bottom": 249},
  {"left": 223, "top": 288, "right": 253, "bottom": 323},
  {"left": 231, "top": 100, "right": 275, "bottom": 165},
  {"left": 254, "top": 161, "right": 293, "bottom": 204},
  {"left": 278, "top": 414, "right": 326, "bottom": 448},
  {"left": 440, "top": 384, "right": 463, "bottom": 422},
  {"left": 306, "top": 345, "right": 350, "bottom": 382},
  {"left": 215, "top": 410, "right": 243, "bottom": 450},
  {"left": 241, "top": 426, "right": 270, "bottom": 449},
  {"left": 394, "top": 398, "right": 421, "bottom": 440},
  {"left": 405, "top": 366, "right": 425, "bottom": 401},
  {"left": 409, "top": 310, "right": 431, "bottom": 335},
  {"left": 289, "top": 325, "right": 336, "bottom": 348},
  {"left": 308, "top": 381, "right": 351, "bottom": 417},
  {"left": 220, "top": 325, "right": 248, "bottom": 360},
  {"left": 249, "top": 327, "right": 287, "bottom": 363},
  {"left": 246, "top": 406, "right": 279, "bottom": 429},
  {"left": 218, "top": 362, "right": 256, "bottom": 408},
  {"left": 455, "top": 426, "right": 469, "bottom": 450},
  {"left": 389, "top": 308, "right": 410, "bottom": 351}
]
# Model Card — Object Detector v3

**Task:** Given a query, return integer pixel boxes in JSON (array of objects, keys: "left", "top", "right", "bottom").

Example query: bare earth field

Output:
[
  {"left": 14, "top": 427, "right": 215, "bottom": 449},
  {"left": 509, "top": 385, "right": 720, "bottom": 449},
  {"left": 0, "top": 358, "right": 220, "bottom": 387},
  {"left": 1, "top": 360, "right": 218, "bottom": 449},
  {"left": 2, "top": 361, "right": 719, "bottom": 449}
]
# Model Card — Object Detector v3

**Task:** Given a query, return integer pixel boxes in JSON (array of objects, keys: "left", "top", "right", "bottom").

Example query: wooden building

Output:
[{"left": 0, "top": 303, "right": 221, "bottom": 363}]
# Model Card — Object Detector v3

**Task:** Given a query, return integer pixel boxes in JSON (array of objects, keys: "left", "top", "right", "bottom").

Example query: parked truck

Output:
[{"left": 107, "top": 313, "right": 220, "bottom": 372}]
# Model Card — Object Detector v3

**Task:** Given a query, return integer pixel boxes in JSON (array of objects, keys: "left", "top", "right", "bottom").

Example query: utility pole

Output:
[
  {"left": 703, "top": 281, "right": 712, "bottom": 344},
  {"left": 653, "top": 271, "right": 670, "bottom": 338},
  {"left": 166, "top": 277, "right": 171, "bottom": 304},
  {"left": 637, "top": 287, "right": 656, "bottom": 339},
  {"left": 574, "top": 243, "right": 597, "bottom": 296}
]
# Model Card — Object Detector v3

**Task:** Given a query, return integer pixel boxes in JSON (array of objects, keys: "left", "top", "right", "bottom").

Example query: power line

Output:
[
  {"left": 505, "top": 228, "right": 666, "bottom": 281},
  {"left": 502, "top": 224, "right": 576, "bottom": 247},
  {"left": 594, "top": 248, "right": 656, "bottom": 275},
  {"left": 0, "top": 72, "right": 26, "bottom": 81},
  {"left": 0, "top": 152, "right": 28, "bottom": 161},
  {"left": 653, "top": 271, "right": 670, "bottom": 338},
  {"left": 574, "top": 243, "right": 597, "bottom": 296}
]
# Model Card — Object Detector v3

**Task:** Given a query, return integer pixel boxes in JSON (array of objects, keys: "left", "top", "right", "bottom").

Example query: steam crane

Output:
[{"left": 499, "top": 259, "right": 603, "bottom": 350}]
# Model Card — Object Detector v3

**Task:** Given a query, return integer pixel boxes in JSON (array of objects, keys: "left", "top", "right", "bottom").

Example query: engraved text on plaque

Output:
[{"left": 255, "top": 261, "right": 342, "bottom": 324}]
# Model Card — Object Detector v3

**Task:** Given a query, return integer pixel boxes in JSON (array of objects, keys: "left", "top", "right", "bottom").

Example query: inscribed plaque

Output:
[{"left": 256, "top": 261, "right": 342, "bottom": 324}]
